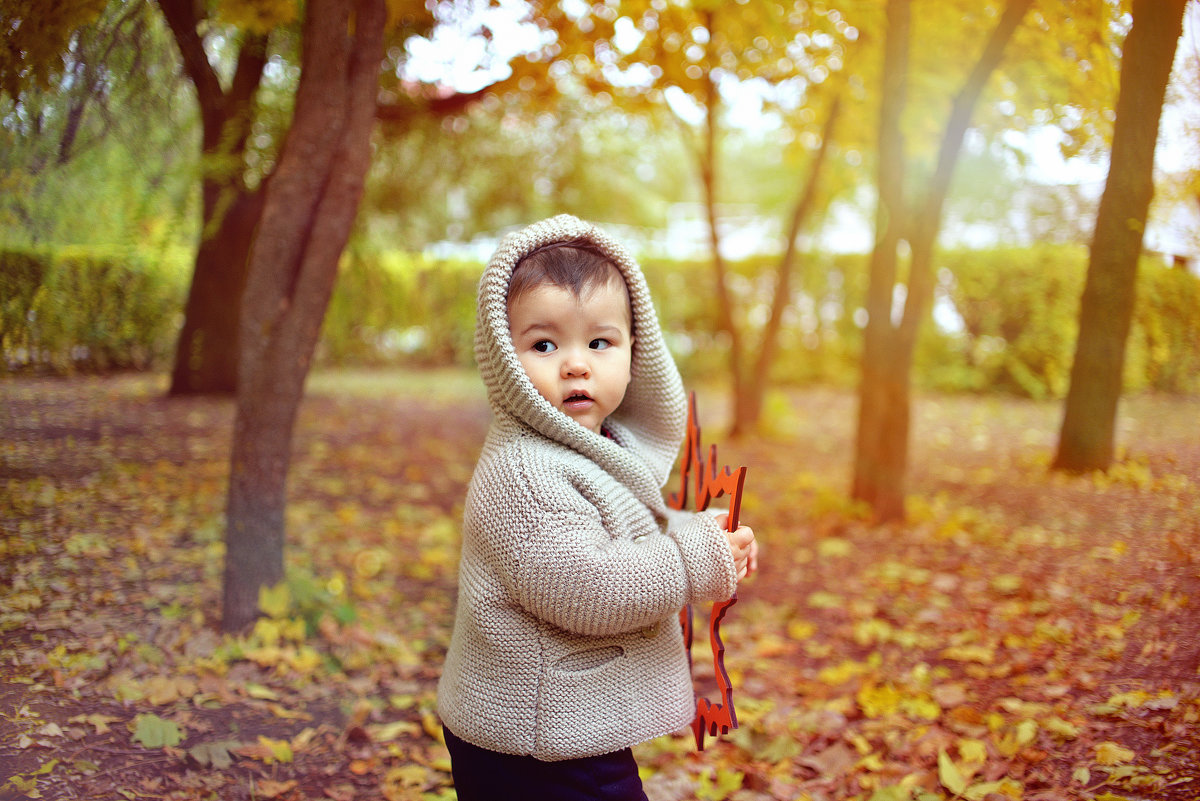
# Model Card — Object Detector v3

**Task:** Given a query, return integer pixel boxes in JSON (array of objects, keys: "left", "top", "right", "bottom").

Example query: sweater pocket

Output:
[
  {"left": 536, "top": 646, "right": 635, "bottom": 758},
  {"left": 554, "top": 645, "right": 624, "bottom": 673}
]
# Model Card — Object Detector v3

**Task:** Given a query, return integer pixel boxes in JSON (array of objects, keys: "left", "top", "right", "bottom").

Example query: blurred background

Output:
[{"left": 3, "top": 0, "right": 1197, "bottom": 402}]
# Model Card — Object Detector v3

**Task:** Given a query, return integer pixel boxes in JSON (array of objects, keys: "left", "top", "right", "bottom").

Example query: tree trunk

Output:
[
  {"left": 736, "top": 91, "right": 844, "bottom": 435},
  {"left": 692, "top": 9, "right": 747, "bottom": 433},
  {"left": 169, "top": 188, "right": 263, "bottom": 394},
  {"left": 223, "top": 0, "right": 385, "bottom": 632},
  {"left": 1054, "top": 0, "right": 1186, "bottom": 473},
  {"left": 852, "top": 0, "right": 910, "bottom": 522},
  {"left": 159, "top": 0, "right": 267, "bottom": 396},
  {"left": 853, "top": 0, "right": 1032, "bottom": 522}
]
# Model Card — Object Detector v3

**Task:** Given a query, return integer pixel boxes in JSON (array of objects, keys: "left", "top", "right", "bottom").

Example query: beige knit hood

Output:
[{"left": 475, "top": 214, "right": 687, "bottom": 503}]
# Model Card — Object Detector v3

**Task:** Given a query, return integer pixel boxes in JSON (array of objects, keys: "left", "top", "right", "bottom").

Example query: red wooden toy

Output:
[{"left": 668, "top": 392, "right": 748, "bottom": 750}]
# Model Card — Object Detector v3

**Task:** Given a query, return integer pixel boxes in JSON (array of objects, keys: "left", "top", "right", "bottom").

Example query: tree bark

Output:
[
  {"left": 159, "top": 0, "right": 268, "bottom": 395},
  {"left": 853, "top": 0, "right": 1032, "bottom": 521},
  {"left": 1054, "top": 0, "right": 1187, "bottom": 473},
  {"left": 852, "top": 0, "right": 911, "bottom": 523},
  {"left": 222, "top": 0, "right": 385, "bottom": 632},
  {"left": 734, "top": 91, "right": 844, "bottom": 436}
]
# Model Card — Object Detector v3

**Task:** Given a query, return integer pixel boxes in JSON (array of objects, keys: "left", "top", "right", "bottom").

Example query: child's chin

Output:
[{"left": 565, "top": 412, "right": 600, "bottom": 433}]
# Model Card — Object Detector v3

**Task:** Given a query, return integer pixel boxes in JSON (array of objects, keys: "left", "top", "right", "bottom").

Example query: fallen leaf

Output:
[
  {"left": 130, "top": 714, "right": 183, "bottom": 749},
  {"left": 257, "top": 778, "right": 298, "bottom": 798},
  {"left": 188, "top": 740, "right": 240, "bottom": 769},
  {"left": 1095, "top": 741, "right": 1136, "bottom": 765},
  {"left": 938, "top": 749, "right": 967, "bottom": 796},
  {"left": 798, "top": 742, "right": 857, "bottom": 777},
  {"left": 69, "top": 713, "right": 120, "bottom": 735}
]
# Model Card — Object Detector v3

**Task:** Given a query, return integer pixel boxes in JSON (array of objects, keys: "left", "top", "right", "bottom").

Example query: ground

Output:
[{"left": 1, "top": 370, "right": 1197, "bottom": 801}]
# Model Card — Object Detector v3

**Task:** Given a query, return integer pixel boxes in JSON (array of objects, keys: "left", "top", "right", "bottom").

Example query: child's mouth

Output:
[{"left": 563, "top": 392, "right": 593, "bottom": 409}]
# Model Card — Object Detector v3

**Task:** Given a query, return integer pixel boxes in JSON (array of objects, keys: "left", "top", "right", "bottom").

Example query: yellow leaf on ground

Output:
[
  {"left": 69, "top": 714, "right": 120, "bottom": 735},
  {"left": 267, "top": 703, "right": 312, "bottom": 721},
  {"left": 938, "top": 750, "right": 967, "bottom": 796},
  {"left": 1095, "top": 741, "right": 1136, "bottom": 765},
  {"left": 787, "top": 619, "right": 816, "bottom": 640},
  {"left": 369, "top": 720, "right": 420, "bottom": 741},
  {"left": 958, "top": 738, "right": 988, "bottom": 765},
  {"left": 940, "top": 644, "right": 995, "bottom": 665},
  {"left": 258, "top": 582, "right": 291, "bottom": 620},
  {"left": 857, "top": 683, "right": 903, "bottom": 718}
]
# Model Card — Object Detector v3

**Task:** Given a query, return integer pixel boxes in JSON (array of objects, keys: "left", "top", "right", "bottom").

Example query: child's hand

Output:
[{"left": 716, "top": 515, "right": 757, "bottom": 582}]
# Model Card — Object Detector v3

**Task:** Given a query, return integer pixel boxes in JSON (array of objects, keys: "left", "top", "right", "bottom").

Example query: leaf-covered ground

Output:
[{"left": 1, "top": 370, "right": 1197, "bottom": 801}]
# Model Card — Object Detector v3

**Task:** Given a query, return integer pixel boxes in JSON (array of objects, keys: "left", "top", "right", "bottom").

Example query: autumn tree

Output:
[
  {"left": 0, "top": 0, "right": 192, "bottom": 247},
  {"left": 515, "top": 0, "right": 856, "bottom": 435},
  {"left": 0, "top": 0, "right": 106, "bottom": 99},
  {"left": 158, "top": 0, "right": 270, "bottom": 395},
  {"left": 1053, "top": 0, "right": 1189, "bottom": 473},
  {"left": 221, "top": 0, "right": 389, "bottom": 630},
  {"left": 847, "top": 0, "right": 1133, "bottom": 521}
]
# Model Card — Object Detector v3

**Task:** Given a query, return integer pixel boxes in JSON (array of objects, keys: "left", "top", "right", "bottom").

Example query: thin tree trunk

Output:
[
  {"left": 853, "top": 0, "right": 1032, "bottom": 522},
  {"left": 169, "top": 188, "right": 264, "bottom": 394},
  {"left": 735, "top": 91, "right": 844, "bottom": 435},
  {"left": 159, "top": 0, "right": 267, "bottom": 395},
  {"left": 1054, "top": 0, "right": 1186, "bottom": 473},
  {"left": 694, "top": 9, "right": 746, "bottom": 429},
  {"left": 223, "top": 0, "right": 385, "bottom": 631},
  {"left": 852, "top": 0, "right": 910, "bottom": 522}
]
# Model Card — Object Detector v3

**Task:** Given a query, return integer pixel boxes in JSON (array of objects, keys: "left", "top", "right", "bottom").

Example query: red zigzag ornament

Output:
[{"left": 668, "top": 392, "right": 748, "bottom": 751}]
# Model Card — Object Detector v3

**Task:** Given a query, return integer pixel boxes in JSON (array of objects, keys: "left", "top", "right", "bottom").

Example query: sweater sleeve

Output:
[
  {"left": 474, "top": 460, "right": 735, "bottom": 638},
  {"left": 663, "top": 508, "right": 739, "bottom": 603},
  {"left": 501, "top": 504, "right": 688, "bottom": 637}
]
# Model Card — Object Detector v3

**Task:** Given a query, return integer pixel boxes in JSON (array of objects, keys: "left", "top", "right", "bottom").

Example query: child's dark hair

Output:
[{"left": 508, "top": 238, "right": 627, "bottom": 307}]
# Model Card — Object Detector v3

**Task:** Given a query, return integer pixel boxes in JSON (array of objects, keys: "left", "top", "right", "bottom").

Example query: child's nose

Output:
[{"left": 561, "top": 350, "right": 590, "bottom": 378}]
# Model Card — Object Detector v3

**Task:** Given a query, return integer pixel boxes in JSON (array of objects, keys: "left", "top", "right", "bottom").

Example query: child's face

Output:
[{"left": 508, "top": 279, "right": 634, "bottom": 434}]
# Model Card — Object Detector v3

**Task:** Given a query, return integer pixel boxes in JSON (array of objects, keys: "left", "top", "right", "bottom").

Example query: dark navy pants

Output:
[{"left": 443, "top": 726, "right": 649, "bottom": 801}]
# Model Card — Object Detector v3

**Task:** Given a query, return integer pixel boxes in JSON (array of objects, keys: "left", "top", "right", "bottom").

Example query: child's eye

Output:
[
  {"left": 532, "top": 340, "right": 557, "bottom": 354},
  {"left": 590, "top": 338, "right": 611, "bottom": 350}
]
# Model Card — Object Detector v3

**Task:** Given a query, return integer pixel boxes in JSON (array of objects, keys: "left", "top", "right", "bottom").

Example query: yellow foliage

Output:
[
  {"left": 215, "top": 0, "right": 298, "bottom": 33},
  {"left": 258, "top": 582, "right": 291, "bottom": 620}
]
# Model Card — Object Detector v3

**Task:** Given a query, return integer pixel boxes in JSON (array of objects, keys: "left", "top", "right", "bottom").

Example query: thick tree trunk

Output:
[
  {"left": 1054, "top": 0, "right": 1186, "bottom": 473},
  {"left": 222, "top": 0, "right": 385, "bottom": 632}
]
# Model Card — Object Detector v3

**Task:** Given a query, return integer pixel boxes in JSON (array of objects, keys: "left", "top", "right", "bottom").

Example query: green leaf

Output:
[{"left": 131, "top": 713, "right": 182, "bottom": 748}]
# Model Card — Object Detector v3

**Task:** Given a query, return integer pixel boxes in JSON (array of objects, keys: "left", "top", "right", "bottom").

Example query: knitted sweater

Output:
[{"left": 436, "top": 214, "right": 738, "bottom": 761}]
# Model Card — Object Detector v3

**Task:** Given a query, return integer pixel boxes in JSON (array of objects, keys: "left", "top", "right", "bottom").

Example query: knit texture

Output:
[{"left": 437, "top": 215, "right": 738, "bottom": 761}]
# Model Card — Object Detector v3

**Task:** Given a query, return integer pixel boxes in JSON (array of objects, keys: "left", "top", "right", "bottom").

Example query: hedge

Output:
[
  {"left": 1, "top": 247, "right": 188, "bottom": 373},
  {"left": 5, "top": 244, "right": 1197, "bottom": 398}
]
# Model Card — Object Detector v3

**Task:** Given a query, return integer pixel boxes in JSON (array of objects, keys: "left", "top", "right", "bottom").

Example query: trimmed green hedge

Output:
[
  {"left": 5, "top": 243, "right": 1198, "bottom": 398},
  {"left": 1, "top": 247, "right": 188, "bottom": 373}
]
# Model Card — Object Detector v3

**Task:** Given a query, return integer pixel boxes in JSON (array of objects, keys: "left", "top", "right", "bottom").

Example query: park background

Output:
[{"left": 2, "top": 1, "right": 1200, "bottom": 800}]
